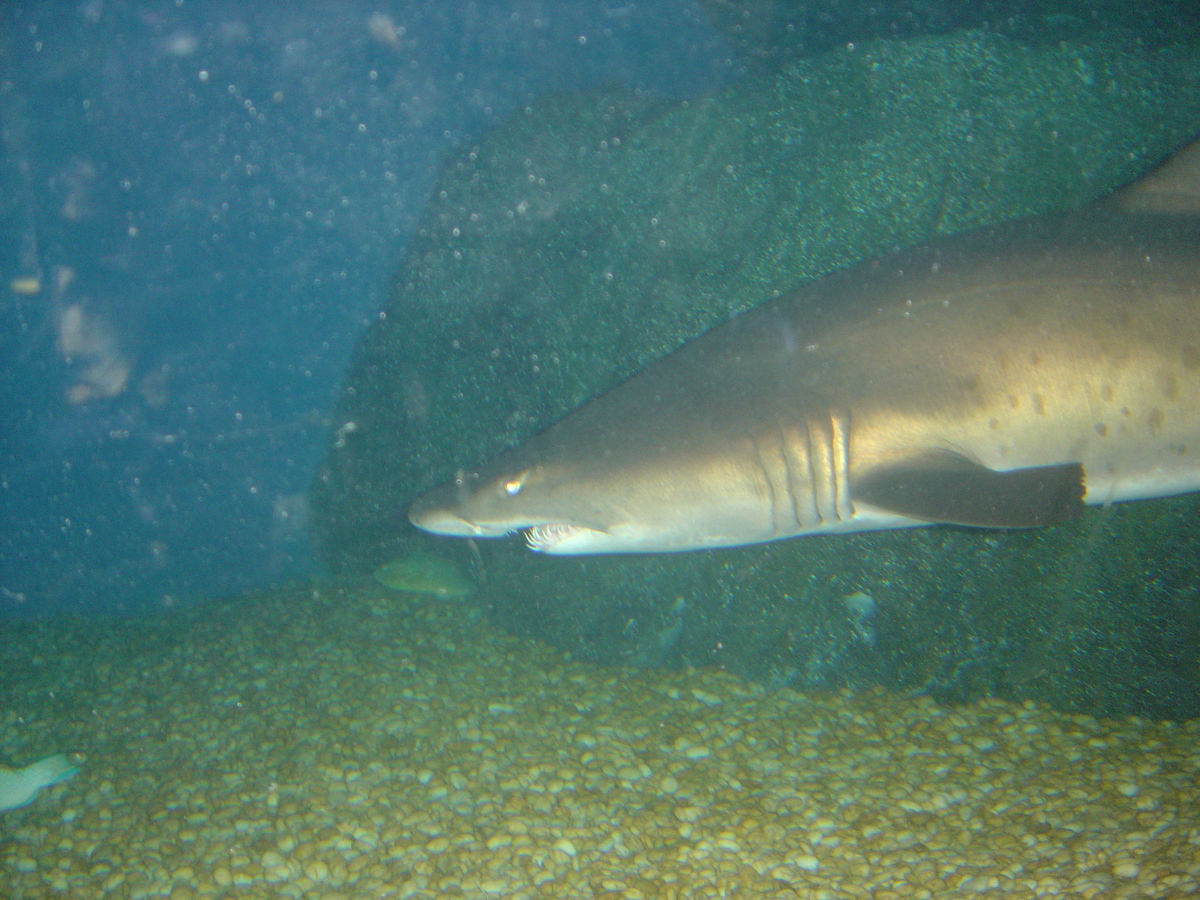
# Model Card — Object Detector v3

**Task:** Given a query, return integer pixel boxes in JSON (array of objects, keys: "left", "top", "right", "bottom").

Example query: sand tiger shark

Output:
[{"left": 410, "top": 137, "right": 1200, "bottom": 554}]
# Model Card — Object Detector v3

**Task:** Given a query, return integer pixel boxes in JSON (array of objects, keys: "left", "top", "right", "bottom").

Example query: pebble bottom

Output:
[{"left": 2, "top": 580, "right": 1200, "bottom": 898}]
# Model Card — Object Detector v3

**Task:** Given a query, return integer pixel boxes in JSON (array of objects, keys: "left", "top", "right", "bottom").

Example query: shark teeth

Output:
[{"left": 524, "top": 523, "right": 583, "bottom": 551}]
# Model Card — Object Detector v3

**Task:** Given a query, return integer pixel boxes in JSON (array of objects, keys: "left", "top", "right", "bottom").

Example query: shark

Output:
[{"left": 409, "top": 137, "right": 1200, "bottom": 554}]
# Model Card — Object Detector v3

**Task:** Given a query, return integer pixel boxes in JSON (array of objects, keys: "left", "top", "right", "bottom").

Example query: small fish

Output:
[
  {"left": 0, "top": 752, "right": 84, "bottom": 811},
  {"left": 9, "top": 275, "right": 41, "bottom": 295},
  {"left": 373, "top": 553, "right": 474, "bottom": 599}
]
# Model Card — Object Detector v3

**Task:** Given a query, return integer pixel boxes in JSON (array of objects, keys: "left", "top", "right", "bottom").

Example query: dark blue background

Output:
[{"left": 0, "top": 1, "right": 731, "bottom": 617}]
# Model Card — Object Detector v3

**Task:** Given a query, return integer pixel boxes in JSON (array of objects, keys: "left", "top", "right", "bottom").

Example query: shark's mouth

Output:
[{"left": 524, "top": 523, "right": 588, "bottom": 552}]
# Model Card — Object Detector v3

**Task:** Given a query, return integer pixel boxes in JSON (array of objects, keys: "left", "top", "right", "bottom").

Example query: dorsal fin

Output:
[{"left": 1107, "top": 136, "right": 1200, "bottom": 215}]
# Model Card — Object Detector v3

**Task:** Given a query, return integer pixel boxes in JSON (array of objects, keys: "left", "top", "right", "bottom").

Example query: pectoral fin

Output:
[{"left": 855, "top": 453, "right": 1085, "bottom": 528}]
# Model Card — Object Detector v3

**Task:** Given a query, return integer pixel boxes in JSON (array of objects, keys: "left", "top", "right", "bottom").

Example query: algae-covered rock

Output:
[{"left": 313, "top": 28, "right": 1200, "bottom": 718}]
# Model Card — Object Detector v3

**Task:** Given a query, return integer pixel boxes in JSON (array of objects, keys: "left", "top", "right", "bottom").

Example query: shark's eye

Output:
[{"left": 502, "top": 471, "right": 527, "bottom": 496}]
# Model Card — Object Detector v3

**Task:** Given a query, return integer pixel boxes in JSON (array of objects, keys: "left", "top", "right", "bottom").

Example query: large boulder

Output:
[{"left": 312, "top": 30, "right": 1200, "bottom": 718}]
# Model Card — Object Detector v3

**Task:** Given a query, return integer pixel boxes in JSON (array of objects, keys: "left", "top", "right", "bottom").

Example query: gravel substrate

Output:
[{"left": 2, "top": 580, "right": 1199, "bottom": 898}]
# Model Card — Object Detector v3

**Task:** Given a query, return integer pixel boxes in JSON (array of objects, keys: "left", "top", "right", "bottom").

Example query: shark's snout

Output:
[
  {"left": 408, "top": 503, "right": 481, "bottom": 537},
  {"left": 409, "top": 484, "right": 514, "bottom": 538}
]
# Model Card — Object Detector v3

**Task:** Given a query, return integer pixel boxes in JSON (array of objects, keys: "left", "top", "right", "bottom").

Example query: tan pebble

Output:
[
  {"left": 426, "top": 837, "right": 450, "bottom": 853},
  {"left": 660, "top": 775, "right": 679, "bottom": 794},
  {"left": 691, "top": 688, "right": 722, "bottom": 706},
  {"left": 261, "top": 850, "right": 285, "bottom": 869},
  {"left": 684, "top": 746, "right": 711, "bottom": 760},
  {"left": 305, "top": 860, "right": 329, "bottom": 881},
  {"left": 794, "top": 855, "right": 819, "bottom": 872},
  {"left": 173, "top": 866, "right": 195, "bottom": 881},
  {"left": 14, "top": 856, "right": 37, "bottom": 873},
  {"left": 416, "top": 768, "right": 434, "bottom": 785},
  {"left": 552, "top": 837, "right": 577, "bottom": 857},
  {"left": 1115, "top": 782, "right": 1139, "bottom": 797},
  {"left": 1113, "top": 861, "right": 1140, "bottom": 879},
  {"left": 478, "top": 877, "right": 508, "bottom": 894},
  {"left": 486, "top": 833, "right": 512, "bottom": 850},
  {"left": 327, "top": 860, "right": 349, "bottom": 885},
  {"left": 353, "top": 830, "right": 380, "bottom": 850},
  {"left": 715, "top": 833, "right": 740, "bottom": 852},
  {"left": 103, "top": 872, "right": 126, "bottom": 890},
  {"left": 674, "top": 805, "right": 704, "bottom": 823},
  {"left": 212, "top": 867, "right": 232, "bottom": 887},
  {"left": 963, "top": 875, "right": 996, "bottom": 892}
]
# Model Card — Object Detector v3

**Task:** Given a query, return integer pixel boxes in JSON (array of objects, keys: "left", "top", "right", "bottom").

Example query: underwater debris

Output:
[
  {"left": 842, "top": 591, "right": 877, "bottom": 647},
  {"left": 630, "top": 596, "right": 688, "bottom": 668}
]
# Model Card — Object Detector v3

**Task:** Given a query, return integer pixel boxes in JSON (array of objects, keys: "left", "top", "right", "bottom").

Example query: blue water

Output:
[{"left": 0, "top": 1, "right": 732, "bottom": 617}]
